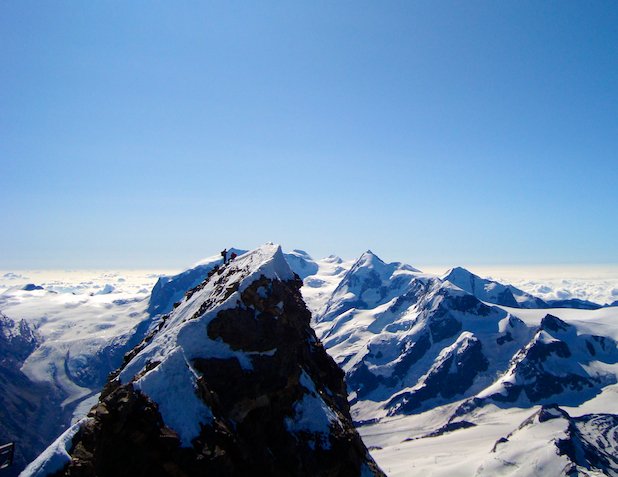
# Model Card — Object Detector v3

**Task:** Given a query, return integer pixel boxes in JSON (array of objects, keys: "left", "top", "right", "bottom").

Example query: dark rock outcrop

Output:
[
  {"left": 21, "top": 284, "right": 44, "bottom": 291},
  {"left": 416, "top": 420, "right": 476, "bottom": 440}
]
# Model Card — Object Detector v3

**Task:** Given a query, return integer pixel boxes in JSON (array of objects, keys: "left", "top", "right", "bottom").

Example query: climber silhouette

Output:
[{"left": 221, "top": 248, "right": 227, "bottom": 264}]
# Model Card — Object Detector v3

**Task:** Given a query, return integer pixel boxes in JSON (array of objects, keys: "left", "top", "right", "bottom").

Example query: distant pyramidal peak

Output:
[{"left": 355, "top": 250, "right": 420, "bottom": 273}]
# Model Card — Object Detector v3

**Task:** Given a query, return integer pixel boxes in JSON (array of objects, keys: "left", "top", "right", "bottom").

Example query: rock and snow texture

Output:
[
  {"left": 468, "top": 314, "right": 618, "bottom": 408},
  {"left": 443, "top": 266, "right": 606, "bottom": 309},
  {"left": 26, "top": 244, "right": 383, "bottom": 477},
  {"left": 0, "top": 271, "right": 173, "bottom": 475},
  {"left": 476, "top": 406, "right": 618, "bottom": 476},
  {"left": 7, "top": 247, "right": 618, "bottom": 476},
  {"left": 300, "top": 252, "right": 618, "bottom": 476},
  {"left": 20, "top": 420, "right": 85, "bottom": 477},
  {"left": 148, "top": 247, "right": 247, "bottom": 316},
  {"left": 0, "top": 310, "right": 37, "bottom": 360},
  {"left": 311, "top": 254, "right": 617, "bottom": 419},
  {"left": 0, "top": 312, "right": 67, "bottom": 477},
  {"left": 309, "top": 251, "right": 533, "bottom": 420},
  {"left": 319, "top": 250, "right": 421, "bottom": 323},
  {"left": 283, "top": 249, "right": 320, "bottom": 279}
]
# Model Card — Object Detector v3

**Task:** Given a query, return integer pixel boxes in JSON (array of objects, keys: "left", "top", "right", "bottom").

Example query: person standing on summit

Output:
[{"left": 221, "top": 248, "right": 228, "bottom": 264}]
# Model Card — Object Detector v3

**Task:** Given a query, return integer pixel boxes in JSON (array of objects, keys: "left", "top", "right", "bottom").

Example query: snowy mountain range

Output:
[
  {"left": 2, "top": 246, "right": 617, "bottom": 476},
  {"left": 305, "top": 252, "right": 618, "bottom": 476},
  {"left": 22, "top": 245, "right": 382, "bottom": 477}
]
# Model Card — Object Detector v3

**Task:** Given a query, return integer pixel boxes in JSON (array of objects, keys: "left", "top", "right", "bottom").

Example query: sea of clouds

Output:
[{"left": 2, "top": 264, "right": 617, "bottom": 306}]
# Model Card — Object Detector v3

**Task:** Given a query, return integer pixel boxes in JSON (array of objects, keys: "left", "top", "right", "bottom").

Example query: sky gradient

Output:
[{"left": 1, "top": 1, "right": 617, "bottom": 268}]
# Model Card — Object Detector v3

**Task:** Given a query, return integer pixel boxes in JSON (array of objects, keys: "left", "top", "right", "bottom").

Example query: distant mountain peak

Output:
[
  {"left": 444, "top": 267, "right": 547, "bottom": 309},
  {"left": 357, "top": 249, "right": 384, "bottom": 265},
  {"left": 0, "top": 311, "right": 38, "bottom": 362},
  {"left": 539, "top": 314, "right": 571, "bottom": 334},
  {"left": 447, "top": 265, "right": 473, "bottom": 275}
]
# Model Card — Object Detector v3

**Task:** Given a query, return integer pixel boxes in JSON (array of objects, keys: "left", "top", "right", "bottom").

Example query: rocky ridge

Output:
[{"left": 24, "top": 244, "right": 383, "bottom": 477}]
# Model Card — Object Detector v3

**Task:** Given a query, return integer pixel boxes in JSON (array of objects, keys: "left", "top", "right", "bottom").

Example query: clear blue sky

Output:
[{"left": 1, "top": 1, "right": 617, "bottom": 268}]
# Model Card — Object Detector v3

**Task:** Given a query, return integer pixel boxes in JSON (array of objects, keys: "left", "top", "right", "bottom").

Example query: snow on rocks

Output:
[
  {"left": 477, "top": 406, "right": 618, "bottom": 476},
  {"left": 21, "top": 420, "right": 87, "bottom": 477},
  {"left": 32, "top": 244, "right": 384, "bottom": 476},
  {"left": 471, "top": 314, "right": 618, "bottom": 407},
  {"left": 443, "top": 266, "right": 548, "bottom": 308}
]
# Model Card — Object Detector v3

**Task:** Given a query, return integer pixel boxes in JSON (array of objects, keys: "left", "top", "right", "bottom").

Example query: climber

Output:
[
  {"left": 221, "top": 248, "right": 228, "bottom": 264},
  {"left": 230, "top": 252, "right": 238, "bottom": 261}
]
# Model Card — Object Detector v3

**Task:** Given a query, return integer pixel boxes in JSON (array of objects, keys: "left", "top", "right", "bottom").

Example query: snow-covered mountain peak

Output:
[
  {"left": 317, "top": 250, "right": 424, "bottom": 324},
  {"left": 199, "top": 243, "right": 294, "bottom": 288},
  {"left": 354, "top": 250, "right": 420, "bottom": 274},
  {"left": 284, "top": 249, "right": 319, "bottom": 279},
  {"left": 443, "top": 266, "right": 549, "bottom": 309},
  {"left": 323, "top": 254, "right": 344, "bottom": 264},
  {"left": 443, "top": 266, "right": 518, "bottom": 306},
  {"left": 358, "top": 249, "right": 382, "bottom": 264},
  {"left": 465, "top": 312, "right": 618, "bottom": 410},
  {"left": 443, "top": 266, "right": 471, "bottom": 279},
  {"left": 0, "top": 311, "right": 38, "bottom": 363},
  {"left": 24, "top": 244, "right": 384, "bottom": 477},
  {"left": 344, "top": 250, "right": 394, "bottom": 281},
  {"left": 539, "top": 313, "right": 576, "bottom": 338},
  {"left": 224, "top": 242, "right": 295, "bottom": 286},
  {"left": 122, "top": 243, "right": 296, "bottom": 383}
]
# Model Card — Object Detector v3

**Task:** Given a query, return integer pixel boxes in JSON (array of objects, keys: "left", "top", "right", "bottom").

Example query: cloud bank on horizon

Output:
[{"left": 2, "top": 263, "right": 617, "bottom": 306}]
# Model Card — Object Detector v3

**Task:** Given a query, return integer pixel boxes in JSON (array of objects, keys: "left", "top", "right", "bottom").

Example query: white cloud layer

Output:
[{"left": 2, "top": 264, "right": 617, "bottom": 306}]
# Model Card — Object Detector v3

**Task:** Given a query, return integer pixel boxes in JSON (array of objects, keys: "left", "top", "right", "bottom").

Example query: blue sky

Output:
[{"left": 1, "top": 1, "right": 617, "bottom": 268}]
